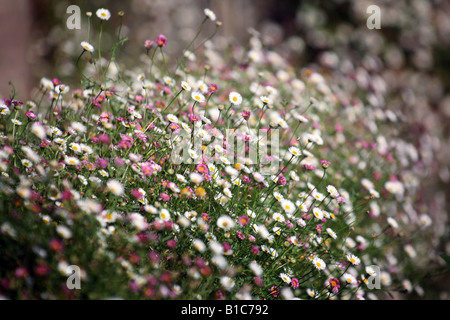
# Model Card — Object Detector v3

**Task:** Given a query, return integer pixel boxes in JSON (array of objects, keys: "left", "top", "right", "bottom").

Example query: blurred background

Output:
[{"left": 0, "top": 0, "right": 449, "bottom": 298}]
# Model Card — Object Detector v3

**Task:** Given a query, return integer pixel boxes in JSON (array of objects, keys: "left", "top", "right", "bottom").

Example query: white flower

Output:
[
  {"left": 312, "top": 207, "right": 323, "bottom": 220},
  {"left": 81, "top": 41, "right": 94, "bottom": 52},
  {"left": 96, "top": 8, "right": 111, "bottom": 20},
  {"left": 204, "top": 8, "right": 216, "bottom": 21},
  {"left": 217, "top": 215, "right": 235, "bottom": 231},
  {"left": 107, "top": 179, "right": 124, "bottom": 196},
  {"left": 55, "top": 84, "right": 69, "bottom": 95},
  {"left": 326, "top": 228, "right": 337, "bottom": 239},
  {"left": 193, "top": 239, "right": 206, "bottom": 252},
  {"left": 312, "top": 257, "right": 326, "bottom": 271},
  {"left": 229, "top": 91, "right": 242, "bottom": 105},
  {"left": 189, "top": 172, "right": 204, "bottom": 184},
  {"left": 387, "top": 217, "right": 399, "bottom": 229},
  {"left": 11, "top": 119, "right": 22, "bottom": 126},
  {"left": 249, "top": 261, "right": 263, "bottom": 276},
  {"left": 71, "top": 121, "right": 87, "bottom": 134},
  {"left": 191, "top": 91, "right": 206, "bottom": 103},
  {"left": 0, "top": 104, "right": 10, "bottom": 115},
  {"left": 64, "top": 156, "right": 80, "bottom": 166},
  {"left": 21, "top": 159, "right": 33, "bottom": 168},
  {"left": 98, "top": 170, "right": 109, "bottom": 178},
  {"left": 129, "top": 213, "right": 148, "bottom": 231},
  {"left": 346, "top": 253, "right": 361, "bottom": 266},
  {"left": 343, "top": 273, "right": 357, "bottom": 285},
  {"left": 56, "top": 225, "right": 72, "bottom": 239},
  {"left": 40, "top": 77, "right": 54, "bottom": 91},
  {"left": 220, "top": 276, "right": 235, "bottom": 291},
  {"left": 288, "top": 146, "right": 302, "bottom": 157},
  {"left": 167, "top": 114, "right": 179, "bottom": 123},
  {"left": 273, "top": 192, "right": 284, "bottom": 201},
  {"left": 181, "top": 81, "right": 191, "bottom": 92},
  {"left": 159, "top": 209, "right": 171, "bottom": 221},
  {"left": 280, "top": 199, "right": 296, "bottom": 214},
  {"left": 272, "top": 212, "right": 285, "bottom": 222},
  {"left": 280, "top": 273, "right": 291, "bottom": 284},
  {"left": 260, "top": 95, "right": 273, "bottom": 105},
  {"left": 326, "top": 185, "right": 339, "bottom": 198}
]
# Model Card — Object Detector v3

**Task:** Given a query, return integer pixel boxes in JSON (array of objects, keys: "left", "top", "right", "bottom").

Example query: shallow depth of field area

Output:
[{"left": 0, "top": 2, "right": 449, "bottom": 300}]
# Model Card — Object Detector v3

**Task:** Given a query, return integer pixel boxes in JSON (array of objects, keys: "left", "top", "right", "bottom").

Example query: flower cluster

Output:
[{"left": 0, "top": 6, "right": 442, "bottom": 300}]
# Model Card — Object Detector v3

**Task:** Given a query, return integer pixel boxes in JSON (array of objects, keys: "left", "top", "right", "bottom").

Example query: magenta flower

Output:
[
  {"left": 167, "top": 239, "right": 177, "bottom": 249},
  {"left": 156, "top": 34, "right": 167, "bottom": 47},
  {"left": 236, "top": 231, "right": 245, "bottom": 240},
  {"left": 291, "top": 277, "right": 299, "bottom": 288},
  {"left": 270, "top": 286, "right": 280, "bottom": 297},
  {"left": 98, "top": 133, "right": 111, "bottom": 144},
  {"left": 329, "top": 278, "right": 340, "bottom": 294},
  {"left": 96, "top": 158, "right": 108, "bottom": 169},
  {"left": 241, "top": 111, "right": 251, "bottom": 120},
  {"left": 25, "top": 110, "right": 37, "bottom": 120},
  {"left": 238, "top": 215, "right": 250, "bottom": 226},
  {"left": 208, "top": 83, "right": 219, "bottom": 93},
  {"left": 142, "top": 165, "right": 154, "bottom": 176},
  {"left": 160, "top": 192, "right": 170, "bottom": 202},
  {"left": 277, "top": 175, "right": 286, "bottom": 185},
  {"left": 15, "top": 267, "right": 29, "bottom": 279},
  {"left": 131, "top": 189, "right": 144, "bottom": 200},
  {"left": 144, "top": 40, "right": 154, "bottom": 49}
]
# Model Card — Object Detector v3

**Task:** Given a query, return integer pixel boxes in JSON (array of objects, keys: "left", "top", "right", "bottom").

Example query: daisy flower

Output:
[
  {"left": 193, "top": 239, "right": 206, "bottom": 252},
  {"left": 96, "top": 8, "right": 111, "bottom": 20},
  {"left": 326, "top": 228, "right": 337, "bottom": 239},
  {"left": 181, "top": 81, "right": 191, "bottom": 92},
  {"left": 106, "top": 179, "right": 124, "bottom": 196},
  {"left": 343, "top": 273, "right": 357, "bottom": 285},
  {"left": 387, "top": 217, "right": 399, "bottom": 229},
  {"left": 159, "top": 209, "right": 171, "bottom": 222},
  {"left": 312, "top": 207, "right": 323, "bottom": 220},
  {"left": 272, "top": 212, "right": 285, "bottom": 223},
  {"left": 217, "top": 215, "right": 235, "bottom": 231},
  {"left": 346, "top": 253, "right": 361, "bottom": 266},
  {"left": 280, "top": 199, "right": 296, "bottom": 214},
  {"left": 81, "top": 41, "right": 94, "bottom": 53},
  {"left": 204, "top": 8, "right": 216, "bottom": 21},
  {"left": 98, "top": 170, "right": 109, "bottom": 178},
  {"left": 280, "top": 273, "right": 291, "bottom": 284},
  {"left": 312, "top": 257, "right": 326, "bottom": 271},
  {"left": 56, "top": 225, "right": 72, "bottom": 239},
  {"left": 69, "top": 143, "right": 82, "bottom": 154},
  {"left": 21, "top": 159, "right": 33, "bottom": 168},
  {"left": 167, "top": 114, "right": 179, "bottom": 123},
  {"left": 326, "top": 185, "right": 339, "bottom": 198},
  {"left": 11, "top": 119, "right": 22, "bottom": 126},
  {"left": 312, "top": 191, "right": 325, "bottom": 201},
  {"left": 288, "top": 146, "right": 302, "bottom": 157},
  {"left": 65, "top": 156, "right": 80, "bottom": 166},
  {"left": 229, "top": 91, "right": 242, "bottom": 105},
  {"left": 260, "top": 96, "right": 273, "bottom": 105},
  {"left": 273, "top": 191, "right": 284, "bottom": 201},
  {"left": 191, "top": 91, "right": 206, "bottom": 103},
  {"left": 0, "top": 105, "right": 10, "bottom": 115}
]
